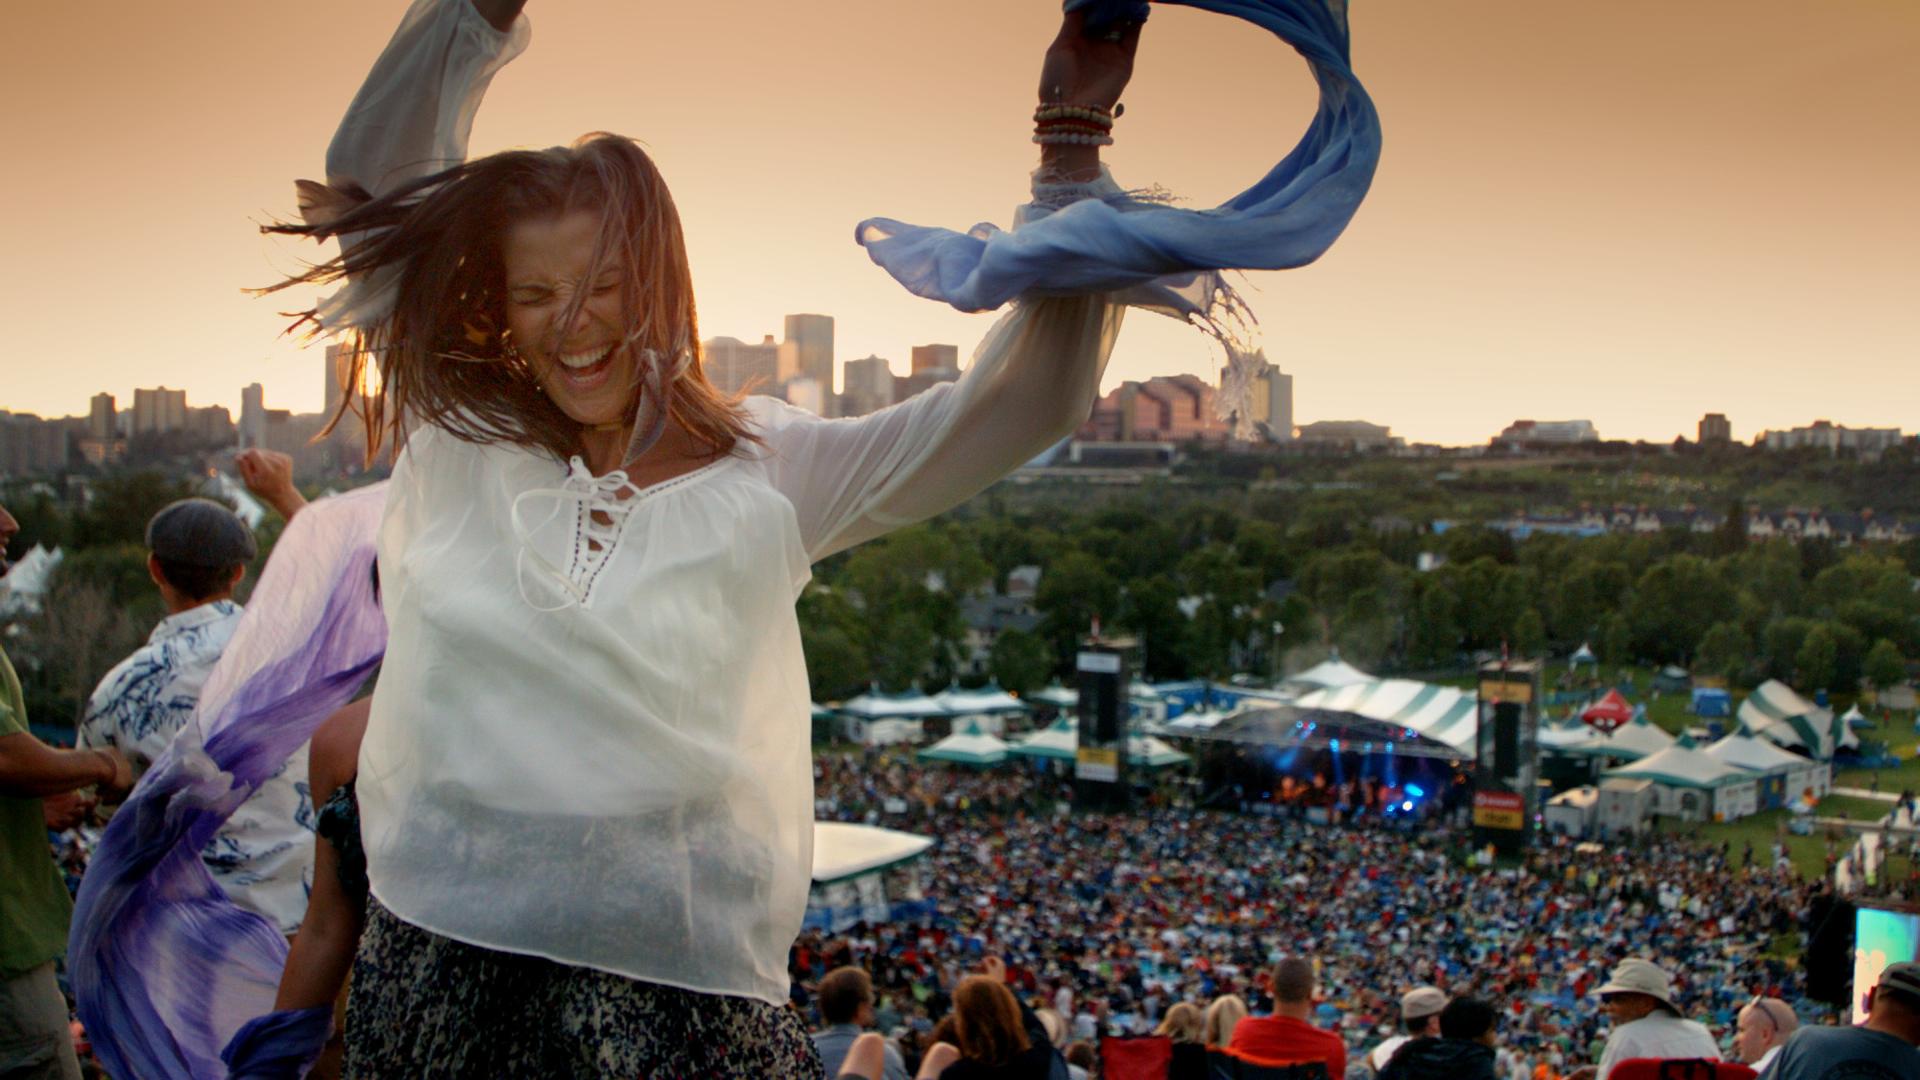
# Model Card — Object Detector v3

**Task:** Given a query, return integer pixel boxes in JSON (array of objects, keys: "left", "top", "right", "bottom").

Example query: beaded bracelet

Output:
[
  {"left": 1033, "top": 130, "right": 1115, "bottom": 147},
  {"left": 1034, "top": 104, "right": 1116, "bottom": 129}
]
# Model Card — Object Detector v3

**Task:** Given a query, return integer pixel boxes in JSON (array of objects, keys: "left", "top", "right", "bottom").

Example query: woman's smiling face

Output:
[{"left": 502, "top": 209, "right": 636, "bottom": 429}]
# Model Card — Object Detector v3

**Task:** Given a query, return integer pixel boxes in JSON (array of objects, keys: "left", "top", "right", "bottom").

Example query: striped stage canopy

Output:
[{"left": 1288, "top": 678, "right": 1479, "bottom": 758}]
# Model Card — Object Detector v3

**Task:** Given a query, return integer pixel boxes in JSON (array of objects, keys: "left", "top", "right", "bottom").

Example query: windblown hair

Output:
[
  {"left": 1155, "top": 1001, "right": 1204, "bottom": 1044},
  {"left": 1203, "top": 994, "right": 1248, "bottom": 1048},
  {"left": 261, "top": 134, "right": 755, "bottom": 465},
  {"left": 951, "top": 976, "right": 1031, "bottom": 1068}
]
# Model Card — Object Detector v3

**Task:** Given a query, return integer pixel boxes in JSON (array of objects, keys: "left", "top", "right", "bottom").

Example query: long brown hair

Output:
[
  {"left": 262, "top": 133, "right": 756, "bottom": 465},
  {"left": 951, "top": 976, "right": 1031, "bottom": 1067}
]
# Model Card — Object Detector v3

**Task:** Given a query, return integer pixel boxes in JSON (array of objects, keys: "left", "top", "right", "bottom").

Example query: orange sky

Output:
[{"left": 2, "top": 1, "right": 1915, "bottom": 446}]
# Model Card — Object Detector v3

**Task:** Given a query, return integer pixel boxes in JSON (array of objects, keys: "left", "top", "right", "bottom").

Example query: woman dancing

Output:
[{"left": 261, "top": 0, "right": 1140, "bottom": 1073}]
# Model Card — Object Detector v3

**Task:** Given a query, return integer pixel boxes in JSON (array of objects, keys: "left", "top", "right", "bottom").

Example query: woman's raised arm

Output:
[{"left": 323, "top": 0, "right": 530, "bottom": 199}]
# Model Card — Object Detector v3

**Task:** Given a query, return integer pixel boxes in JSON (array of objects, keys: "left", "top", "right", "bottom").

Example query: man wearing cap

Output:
[
  {"left": 1, "top": 500, "right": 136, "bottom": 1080},
  {"left": 1759, "top": 961, "right": 1920, "bottom": 1080},
  {"left": 1569, "top": 958, "right": 1717, "bottom": 1080},
  {"left": 1365, "top": 986, "right": 1448, "bottom": 1073},
  {"left": 78, "top": 494, "right": 315, "bottom": 935},
  {"left": 1733, "top": 997, "right": 1797, "bottom": 1075}
]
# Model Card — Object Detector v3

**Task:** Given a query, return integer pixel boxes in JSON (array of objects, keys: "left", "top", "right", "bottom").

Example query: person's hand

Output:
[
  {"left": 981, "top": 955, "right": 1007, "bottom": 984},
  {"left": 94, "top": 747, "right": 134, "bottom": 798},
  {"left": 43, "top": 789, "right": 96, "bottom": 831},
  {"left": 1037, "top": 8, "right": 1143, "bottom": 111},
  {"left": 236, "top": 449, "right": 307, "bottom": 521}
]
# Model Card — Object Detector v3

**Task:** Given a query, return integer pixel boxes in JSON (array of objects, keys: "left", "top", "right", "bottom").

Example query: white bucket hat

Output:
[{"left": 1595, "top": 958, "right": 1679, "bottom": 1012}]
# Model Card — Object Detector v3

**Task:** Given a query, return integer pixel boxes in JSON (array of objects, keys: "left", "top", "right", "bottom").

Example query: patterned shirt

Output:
[{"left": 80, "top": 601, "right": 315, "bottom": 933}]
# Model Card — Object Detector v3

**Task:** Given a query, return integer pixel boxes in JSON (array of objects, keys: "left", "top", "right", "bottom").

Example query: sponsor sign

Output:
[
  {"left": 1473, "top": 790, "right": 1526, "bottom": 830},
  {"left": 1075, "top": 745, "right": 1119, "bottom": 782}
]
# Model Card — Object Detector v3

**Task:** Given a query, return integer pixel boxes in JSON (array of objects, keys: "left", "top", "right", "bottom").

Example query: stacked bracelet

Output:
[{"left": 1033, "top": 103, "right": 1119, "bottom": 147}]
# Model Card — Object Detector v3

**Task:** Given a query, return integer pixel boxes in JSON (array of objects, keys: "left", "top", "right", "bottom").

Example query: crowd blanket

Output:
[{"left": 68, "top": 484, "right": 389, "bottom": 1080}]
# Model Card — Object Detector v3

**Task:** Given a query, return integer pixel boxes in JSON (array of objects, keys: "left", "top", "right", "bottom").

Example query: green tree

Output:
[
  {"left": 988, "top": 628, "right": 1055, "bottom": 695},
  {"left": 1762, "top": 617, "right": 1817, "bottom": 682},
  {"left": 1034, "top": 552, "right": 1121, "bottom": 668},
  {"left": 1118, "top": 575, "right": 1191, "bottom": 681},
  {"left": 1694, "top": 622, "right": 1750, "bottom": 683},
  {"left": 1864, "top": 638, "right": 1907, "bottom": 692},
  {"left": 1179, "top": 544, "right": 1264, "bottom": 678},
  {"left": 1513, "top": 608, "right": 1547, "bottom": 660},
  {"left": 1406, "top": 582, "right": 1463, "bottom": 670},
  {"left": 1795, "top": 623, "right": 1839, "bottom": 692},
  {"left": 796, "top": 586, "right": 869, "bottom": 702},
  {"left": 1625, "top": 555, "right": 1737, "bottom": 664}
]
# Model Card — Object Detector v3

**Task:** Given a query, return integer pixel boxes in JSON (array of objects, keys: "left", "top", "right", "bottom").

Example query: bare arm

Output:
[
  {"left": 0, "top": 734, "right": 130, "bottom": 799},
  {"left": 236, "top": 450, "right": 308, "bottom": 522},
  {"left": 470, "top": 0, "right": 526, "bottom": 34},
  {"left": 273, "top": 836, "right": 364, "bottom": 1012}
]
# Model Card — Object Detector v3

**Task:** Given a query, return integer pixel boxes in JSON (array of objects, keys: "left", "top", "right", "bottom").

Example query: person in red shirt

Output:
[{"left": 1224, "top": 956, "right": 1346, "bottom": 1079}]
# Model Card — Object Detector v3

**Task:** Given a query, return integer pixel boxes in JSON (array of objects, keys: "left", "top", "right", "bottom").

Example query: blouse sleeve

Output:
[
  {"left": 313, "top": 0, "right": 528, "bottom": 332},
  {"left": 325, "top": 0, "right": 528, "bottom": 197},
  {"left": 756, "top": 286, "right": 1123, "bottom": 564}
]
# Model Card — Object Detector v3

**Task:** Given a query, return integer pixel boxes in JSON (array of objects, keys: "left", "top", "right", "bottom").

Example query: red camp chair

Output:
[
  {"left": 1607, "top": 1059, "right": 1756, "bottom": 1080},
  {"left": 1100, "top": 1035, "right": 1172, "bottom": 1080}
]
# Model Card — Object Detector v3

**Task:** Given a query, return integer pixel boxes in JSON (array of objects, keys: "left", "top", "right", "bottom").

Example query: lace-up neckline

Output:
[{"left": 509, "top": 453, "right": 731, "bottom": 611}]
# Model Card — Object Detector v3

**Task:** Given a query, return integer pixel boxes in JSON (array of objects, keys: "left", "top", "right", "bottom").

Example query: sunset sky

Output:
[{"left": 3, "top": 1, "right": 1914, "bottom": 446}]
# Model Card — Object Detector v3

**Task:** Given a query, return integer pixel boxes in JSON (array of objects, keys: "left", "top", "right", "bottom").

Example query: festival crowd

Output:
[{"left": 801, "top": 748, "right": 1835, "bottom": 1078}]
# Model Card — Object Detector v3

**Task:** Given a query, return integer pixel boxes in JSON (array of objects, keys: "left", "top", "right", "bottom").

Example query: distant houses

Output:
[{"left": 1446, "top": 506, "right": 1910, "bottom": 545}]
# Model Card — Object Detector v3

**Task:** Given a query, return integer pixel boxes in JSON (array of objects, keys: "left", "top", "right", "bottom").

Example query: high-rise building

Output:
[
  {"left": 703, "top": 335, "right": 781, "bottom": 395},
  {"left": 89, "top": 393, "right": 117, "bottom": 441},
  {"left": 910, "top": 343, "right": 959, "bottom": 375},
  {"left": 840, "top": 355, "right": 895, "bottom": 417},
  {"left": 186, "top": 405, "right": 234, "bottom": 444},
  {"left": 240, "top": 383, "right": 266, "bottom": 448},
  {"left": 131, "top": 386, "right": 188, "bottom": 436},
  {"left": 1078, "top": 375, "right": 1226, "bottom": 443},
  {"left": 1698, "top": 413, "right": 1731, "bottom": 444},
  {"left": 1227, "top": 357, "right": 1293, "bottom": 441},
  {"left": 781, "top": 314, "right": 835, "bottom": 413},
  {"left": 783, "top": 377, "right": 827, "bottom": 417}
]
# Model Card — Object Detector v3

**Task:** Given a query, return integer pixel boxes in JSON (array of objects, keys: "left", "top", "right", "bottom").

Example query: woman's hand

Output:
[
  {"left": 1037, "top": 8, "right": 1143, "bottom": 111},
  {"left": 1035, "top": 8, "right": 1144, "bottom": 181}
]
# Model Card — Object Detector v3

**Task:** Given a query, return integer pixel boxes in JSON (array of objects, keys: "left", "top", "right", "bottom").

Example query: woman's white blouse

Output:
[{"left": 345, "top": 0, "right": 1123, "bottom": 1005}]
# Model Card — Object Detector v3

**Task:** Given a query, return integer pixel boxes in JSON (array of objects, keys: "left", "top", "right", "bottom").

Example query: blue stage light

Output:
[{"left": 1406, "top": 784, "right": 1425, "bottom": 798}]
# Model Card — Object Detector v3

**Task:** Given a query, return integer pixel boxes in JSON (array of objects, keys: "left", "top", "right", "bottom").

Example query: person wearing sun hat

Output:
[
  {"left": 1364, "top": 986, "right": 1449, "bottom": 1073},
  {"left": 1563, "top": 958, "right": 1718, "bottom": 1080},
  {"left": 1758, "top": 960, "right": 1920, "bottom": 1079}
]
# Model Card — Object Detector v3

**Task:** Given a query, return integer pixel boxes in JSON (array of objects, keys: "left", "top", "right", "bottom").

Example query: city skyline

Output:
[{"left": 2, "top": 1, "right": 1915, "bottom": 445}]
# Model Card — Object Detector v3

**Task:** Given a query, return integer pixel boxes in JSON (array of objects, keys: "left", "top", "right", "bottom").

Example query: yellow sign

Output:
[
  {"left": 1478, "top": 679, "right": 1533, "bottom": 704},
  {"left": 1472, "top": 791, "right": 1526, "bottom": 830},
  {"left": 1075, "top": 745, "right": 1119, "bottom": 783}
]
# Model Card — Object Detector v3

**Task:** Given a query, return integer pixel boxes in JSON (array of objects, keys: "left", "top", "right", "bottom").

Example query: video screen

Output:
[{"left": 1853, "top": 906, "right": 1920, "bottom": 1024}]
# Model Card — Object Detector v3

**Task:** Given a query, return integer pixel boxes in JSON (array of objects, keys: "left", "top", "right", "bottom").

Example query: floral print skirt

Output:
[{"left": 345, "top": 898, "right": 825, "bottom": 1079}]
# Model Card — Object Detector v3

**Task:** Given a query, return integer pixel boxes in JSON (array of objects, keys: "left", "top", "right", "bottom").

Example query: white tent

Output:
[
  {"left": 840, "top": 690, "right": 949, "bottom": 719},
  {"left": 917, "top": 720, "right": 1011, "bottom": 766},
  {"left": 1705, "top": 732, "right": 1831, "bottom": 802},
  {"left": 1009, "top": 719, "right": 1191, "bottom": 768},
  {"left": 1740, "top": 679, "right": 1856, "bottom": 760},
  {"left": 1537, "top": 716, "right": 1597, "bottom": 751},
  {"left": 806, "top": 822, "right": 936, "bottom": 933},
  {"left": 934, "top": 685, "right": 1026, "bottom": 716},
  {"left": 1028, "top": 683, "right": 1078, "bottom": 709},
  {"left": 0, "top": 544, "right": 62, "bottom": 616},
  {"left": 1163, "top": 706, "right": 1235, "bottom": 735},
  {"left": 1280, "top": 655, "right": 1372, "bottom": 695},
  {"left": 1291, "top": 678, "right": 1478, "bottom": 757},
  {"left": 1604, "top": 737, "right": 1761, "bottom": 821},
  {"left": 1563, "top": 716, "right": 1675, "bottom": 762}
]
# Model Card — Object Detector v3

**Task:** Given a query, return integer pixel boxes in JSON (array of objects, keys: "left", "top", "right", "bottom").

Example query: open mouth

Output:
[{"left": 551, "top": 345, "right": 615, "bottom": 389}]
